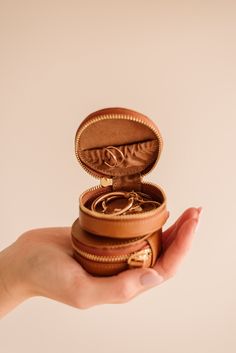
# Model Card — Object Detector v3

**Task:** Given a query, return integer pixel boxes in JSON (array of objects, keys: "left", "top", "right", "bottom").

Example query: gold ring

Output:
[
  {"left": 91, "top": 191, "right": 134, "bottom": 215},
  {"left": 140, "top": 200, "right": 161, "bottom": 207},
  {"left": 104, "top": 146, "right": 125, "bottom": 168},
  {"left": 104, "top": 149, "right": 118, "bottom": 168},
  {"left": 90, "top": 190, "right": 161, "bottom": 216}
]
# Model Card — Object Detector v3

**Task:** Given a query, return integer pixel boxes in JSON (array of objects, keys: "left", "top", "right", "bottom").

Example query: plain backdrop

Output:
[{"left": 0, "top": 1, "right": 235, "bottom": 352}]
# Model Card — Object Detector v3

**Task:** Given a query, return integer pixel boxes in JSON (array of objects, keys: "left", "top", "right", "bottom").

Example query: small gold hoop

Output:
[
  {"left": 104, "top": 148, "right": 118, "bottom": 168},
  {"left": 104, "top": 146, "right": 125, "bottom": 168},
  {"left": 139, "top": 200, "right": 161, "bottom": 210},
  {"left": 91, "top": 191, "right": 134, "bottom": 215},
  {"left": 90, "top": 191, "right": 161, "bottom": 216}
]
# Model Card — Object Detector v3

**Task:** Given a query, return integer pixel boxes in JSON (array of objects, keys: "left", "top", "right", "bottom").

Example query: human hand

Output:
[{"left": 0, "top": 207, "right": 201, "bottom": 318}]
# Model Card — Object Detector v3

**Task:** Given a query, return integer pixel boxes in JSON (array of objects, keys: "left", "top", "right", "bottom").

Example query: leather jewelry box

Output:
[{"left": 71, "top": 107, "right": 168, "bottom": 276}]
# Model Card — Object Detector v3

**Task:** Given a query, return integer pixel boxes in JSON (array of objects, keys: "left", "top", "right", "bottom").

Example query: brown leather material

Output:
[
  {"left": 75, "top": 107, "right": 163, "bottom": 179},
  {"left": 146, "top": 229, "right": 162, "bottom": 266},
  {"left": 71, "top": 221, "right": 153, "bottom": 249},
  {"left": 79, "top": 181, "right": 168, "bottom": 238},
  {"left": 113, "top": 174, "right": 142, "bottom": 191},
  {"left": 71, "top": 223, "right": 161, "bottom": 276},
  {"left": 79, "top": 206, "right": 169, "bottom": 238},
  {"left": 79, "top": 139, "right": 158, "bottom": 178},
  {"left": 71, "top": 107, "right": 168, "bottom": 276},
  {"left": 71, "top": 232, "right": 148, "bottom": 256},
  {"left": 73, "top": 252, "right": 128, "bottom": 276}
]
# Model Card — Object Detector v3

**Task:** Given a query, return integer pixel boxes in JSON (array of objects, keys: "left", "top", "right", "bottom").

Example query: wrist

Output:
[{"left": 0, "top": 241, "right": 32, "bottom": 318}]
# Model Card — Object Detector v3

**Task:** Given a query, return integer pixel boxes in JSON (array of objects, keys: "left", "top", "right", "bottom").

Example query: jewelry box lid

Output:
[{"left": 75, "top": 107, "right": 163, "bottom": 180}]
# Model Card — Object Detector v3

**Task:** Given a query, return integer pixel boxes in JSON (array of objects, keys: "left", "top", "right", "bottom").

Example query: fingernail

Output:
[
  {"left": 198, "top": 207, "right": 203, "bottom": 216},
  {"left": 140, "top": 271, "right": 163, "bottom": 287}
]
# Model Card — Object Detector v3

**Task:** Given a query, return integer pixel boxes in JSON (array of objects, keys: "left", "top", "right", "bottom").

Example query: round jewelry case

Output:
[
  {"left": 71, "top": 107, "right": 168, "bottom": 276},
  {"left": 71, "top": 221, "right": 162, "bottom": 276}
]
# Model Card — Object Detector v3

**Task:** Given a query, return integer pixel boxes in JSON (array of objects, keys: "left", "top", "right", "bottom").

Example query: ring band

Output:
[
  {"left": 104, "top": 146, "right": 125, "bottom": 168},
  {"left": 104, "top": 149, "right": 118, "bottom": 168},
  {"left": 91, "top": 191, "right": 135, "bottom": 215},
  {"left": 91, "top": 191, "right": 161, "bottom": 216}
]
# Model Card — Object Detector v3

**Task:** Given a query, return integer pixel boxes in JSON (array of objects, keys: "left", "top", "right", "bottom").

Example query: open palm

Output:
[{"left": 10, "top": 207, "right": 201, "bottom": 310}]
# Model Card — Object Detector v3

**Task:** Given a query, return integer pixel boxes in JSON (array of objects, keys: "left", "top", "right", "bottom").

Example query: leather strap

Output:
[
  {"left": 146, "top": 229, "right": 162, "bottom": 266},
  {"left": 72, "top": 221, "right": 152, "bottom": 247},
  {"left": 79, "top": 206, "right": 169, "bottom": 238}
]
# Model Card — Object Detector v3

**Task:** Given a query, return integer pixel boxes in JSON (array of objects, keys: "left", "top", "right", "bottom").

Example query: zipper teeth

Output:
[
  {"left": 75, "top": 114, "right": 163, "bottom": 180},
  {"left": 90, "top": 236, "right": 144, "bottom": 246},
  {"left": 74, "top": 246, "right": 152, "bottom": 263},
  {"left": 75, "top": 248, "right": 131, "bottom": 262},
  {"left": 79, "top": 181, "right": 166, "bottom": 219}
]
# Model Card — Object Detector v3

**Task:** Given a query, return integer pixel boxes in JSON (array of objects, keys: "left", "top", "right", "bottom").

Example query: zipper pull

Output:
[
  {"left": 100, "top": 177, "right": 113, "bottom": 187},
  {"left": 128, "top": 247, "right": 152, "bottom": 268}
]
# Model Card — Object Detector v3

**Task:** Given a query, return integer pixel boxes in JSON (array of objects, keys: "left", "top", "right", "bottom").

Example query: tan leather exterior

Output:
[
  {"left": 79, "top": 206, "right": 168, "bottom": 238},
  {"left": 72, "top": 220, "right": 154, "bottom": 248},
  {"left": 71, "top": 222, "right": 162, "bottom": 276},
  {"left": 146, "top": 229, "right": 162, "bottom": 266},
  {"left": 71, "top": 107, "right": 168, "bottom": 276},
  {"left": 79, "top": 181, "right": 168, "bottom": 238},
  {"left": 73, "top": 252, "right": 128, "bottom": 276}
]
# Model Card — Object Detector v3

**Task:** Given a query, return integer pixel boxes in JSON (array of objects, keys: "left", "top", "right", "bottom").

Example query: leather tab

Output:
[{"left": 113, "top": 174, "right": 142, "bottom": 191}]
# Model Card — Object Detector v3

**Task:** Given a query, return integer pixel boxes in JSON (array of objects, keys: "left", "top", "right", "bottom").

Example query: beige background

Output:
[{"left": 0, "top": 0, "right": 235, "bottom": 352}]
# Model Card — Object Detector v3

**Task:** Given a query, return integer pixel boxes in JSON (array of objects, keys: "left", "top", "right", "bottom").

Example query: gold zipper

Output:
[
  {"left": 74, "top": 114, "right": 163, "bottom": 180},
  {"left": 127, "top": 248, "right": 152, "bottom": 267},
  {"left": 75, "top": 246, "right": 152, "bottom": 266}
]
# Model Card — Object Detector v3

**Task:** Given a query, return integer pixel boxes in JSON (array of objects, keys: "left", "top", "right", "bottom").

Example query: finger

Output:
[
  {"left": 155, "top": 216, "right": 200, "bottom": 280},
  {"left": 75, "top": 267, "right": 164, "bottom": 308},
  {"left": 72, "top": 210, "right": 201, "bottom": 309},
  {"left": 162, "top": 208, "right": 200, "bottom": 251},
  {"left": 162, "top": 207, "right": 200, "bottom": 251},
  {"left": 163, "top": 207, "right": 200, "bottom": 238}
]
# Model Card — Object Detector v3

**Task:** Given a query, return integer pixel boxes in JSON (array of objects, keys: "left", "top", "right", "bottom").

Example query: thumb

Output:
[{"left": 84, "top": 268, "right": 164, "bottom": 307}]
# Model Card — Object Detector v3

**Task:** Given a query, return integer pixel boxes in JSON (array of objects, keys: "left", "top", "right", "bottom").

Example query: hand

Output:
[{"left": 0, "top": 207, "right": 201, "bottom": 318}]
